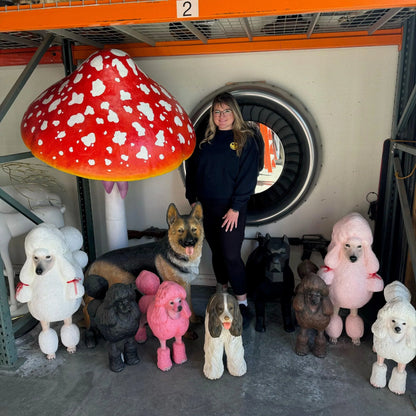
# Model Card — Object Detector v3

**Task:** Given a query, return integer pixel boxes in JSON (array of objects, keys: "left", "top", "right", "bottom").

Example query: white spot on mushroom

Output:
[
  {"left": 112, "top": 131, "right": 127, "bottom": 145},
  {"left": 137, "top": 103, "right": 154, "bottom": 121},
  {"left": 85, "top": 106, "right": 94, "bottom": 115},
  {"left": 37, "top": 139, "right": 43, "bottom": 146},
  {"left": 69, "top": 147, "right": 73, "bottom": 152},
  {"left": 108, "top": 110, "right": 119, "bottom": 123},
  {"left": 155, "top": 130, "right": 165, "bottom": 147},
  {"left": 40, "top": 121, "right": 48, "bottom": 131},
  {"left": 160, "top": 114, "right": 166, "bottom": 121},
  {"left": 59, "top": 151, "right": 64, "bottom": 156},
  {"left": 176, "top": 103, "right": 184, "bottom": 114},
  {"left": 106, "top": 147, "right": 113, "bottom": 154},
  {"left": 81, "top": 133, "right": 96, "bottom": 147},
  {"left": 159, "top": 154, "right": 165, "bottom": 160},
  {"left": 31, "top": 127, "right": 35, "bottom": 133},
  {"left": 69, "top": 92, "right": 84, "bottom": 106},
  {"left": 36, "top": 110, "right": 42, "bottom": 118},
  {"left": 178, "top": 133, "right": 185, "bottom": 144},
  {"left": 42, "top": 94, "right": 54, "bottom": 105},
  {"left": 74, "top": 73, "right": 83, "bottom": 84},
  {"left": 57, "top": 132, "right": 66, "bottom": 139},
  {"left": 174, "top": 116, "right": 183, "bottom": 126},
  {"left": 121, "top": 155, "right": 128, "bottom": 161},
  {"left": 160, "top": 87, "right": 172, "bottom": 99},
  {"left": 91, "top": 79, "right": 106, "bottom": 97},
  {"left": 187, "top": 124, "right": 193, "bottom": 133},
  {"left": 90, "top": 55, "right": 104, "bottom": 71},
  {"left": 171, "top": 146, "right": 176, "bottom": 152},
  {"left": 112, "top": 58, "right": 128, "bottom": 78},
  {"left": 111, "top": 49, "right": 128, "bottom": 57},
  {"left": 101, "top": 102, "right": 110, "bottom": 110},
  {"left": 96, "top": 118, "right": 104, "bottom": 124},
  {"left": 140, "top": 84, "right": 150, "bottom": 95},
  {"left": 68, "top": 113, "right": 85, "bottom": 126},
  {"left": 52, "top": 120, "right": 60, "bottom": 126},
  {"left": 159, "top": 100, "right": 172, "bottom": 112},
  {"left": 88, "top": 160, "right": 96, "bottom": 166},
  {"left": 105, "top": 159, "right": 112, "bottom": 166},
  {"left": 120, "top": 90, "right": 131, "bottom": 101},
  {"left": 27, "top": 112, "right": 33, "bottom": 119},
  {"left": 123, "top": 106, "right": 133, "bottom": 114},
  {"left": 58, "top": 79, "right": 69, "bottom": 94},
  {"left": 126, "top": 58, "right": 138, "bottom": 76},
  {"left": 136, "top": 146, "right": 149, "bottom": 160},
  {"left": 115, "top": 78, "right": 120, "bottom": 83},
  {"left": 132, "top": 122, "right": 145, "bottom": 136},
  {"left": 168, "top": 127, "right": 173, "bottom": 134},
  {"left": 150, "top": 85, "right": 160, "bottom": 95}
]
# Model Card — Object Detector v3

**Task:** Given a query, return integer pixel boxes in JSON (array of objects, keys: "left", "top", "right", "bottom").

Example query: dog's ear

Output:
[
  {"left": 362, "top": 242, "right": 380, "bottom": 273},
  {"left": 322, "top": 297, "right": 334, "bottom": 316},
  {"left": 207, "top": 295, "right": 222, "bottom": 338},
  {"left": 166, "top": 203, "right": 180, "bottom": 226},
  {"left": 181, "top": 298, "right": 192, "bottom": 320},
  {"left": 293, "top": 286, "right": 305, "bottom": 312},
  {"left": 406, "top": 326, "right": 416, "bottom": 350},
  {"left": 371, "top": 316, "right": 387, "bottom": 339},
  {"left": 190, "top": 201, "right": 203, "bottom": 223},
  {"left": 324, "top": 243, "right": 342, "bottom": 269},
  {"left": 227, "top": 295, "right": 243, "bottom": 337}
]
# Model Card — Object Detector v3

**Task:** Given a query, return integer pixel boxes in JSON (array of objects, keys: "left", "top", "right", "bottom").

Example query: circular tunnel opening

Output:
[{"left": 181, "top": 83, "right": 322, "bottom": 225}]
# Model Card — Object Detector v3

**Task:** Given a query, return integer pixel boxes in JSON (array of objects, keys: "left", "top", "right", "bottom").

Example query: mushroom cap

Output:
[{"left": 21, "top": 49, "right": 196, "bottom": 181}]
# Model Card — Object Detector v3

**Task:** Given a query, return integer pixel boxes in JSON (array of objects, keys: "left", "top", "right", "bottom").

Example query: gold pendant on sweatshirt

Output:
[{"left": 230, "top": 142, "right": 237, "bottom": 150}]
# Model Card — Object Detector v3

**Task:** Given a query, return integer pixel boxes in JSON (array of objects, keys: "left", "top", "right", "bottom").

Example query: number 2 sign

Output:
[{"left": 176, "top": 0, "right": 199, "bottom": 18}]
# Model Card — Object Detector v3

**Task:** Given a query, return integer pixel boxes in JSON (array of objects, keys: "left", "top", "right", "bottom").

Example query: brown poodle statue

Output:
[
  {"left": 293, "top": 260, "right": 333, "bottom": 358},
  {"left": 84, "top": 275, "right": 140, "bottom": 372},
  {"left": 370, "top": 281, "right": 416, "bottom": 395}
]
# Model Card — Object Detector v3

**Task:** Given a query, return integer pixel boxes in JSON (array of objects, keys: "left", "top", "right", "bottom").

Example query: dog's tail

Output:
[
  {"left": 136, "top": 270, "right": 161, "bottom": 296},
  {"left": 384, "top": 281, "right": 411, "bottom": 303}
]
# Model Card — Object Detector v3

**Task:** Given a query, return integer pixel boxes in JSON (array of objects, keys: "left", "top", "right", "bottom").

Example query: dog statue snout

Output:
[
  {"left": 178, "top": 305, "right": 182, "bottom": 312},
  {"left": 349, "top": 255, "right": 357, "bottom": 263},
  {"left": 182, "top": 237, "right": 196, "bottom": 247},
  {"left": 36, "top": 267, "right": 43, "bottom": 275},
  {"left": 394, "top": 326, "right": 401, "bottom": 333}
]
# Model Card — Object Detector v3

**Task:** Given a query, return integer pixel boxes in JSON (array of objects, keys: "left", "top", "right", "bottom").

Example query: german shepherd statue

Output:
[{"left": 83, "top": 202, "right": 204, "bottom": 347}]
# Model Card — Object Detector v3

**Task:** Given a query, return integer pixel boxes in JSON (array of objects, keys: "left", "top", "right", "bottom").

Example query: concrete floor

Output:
[{"left": 1, "top": 285, "right": 416, "bottom": 416}]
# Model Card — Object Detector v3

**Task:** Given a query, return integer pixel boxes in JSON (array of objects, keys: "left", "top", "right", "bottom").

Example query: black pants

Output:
[{"left": 201, "top": 199, "right": 247, "bottom": 296}]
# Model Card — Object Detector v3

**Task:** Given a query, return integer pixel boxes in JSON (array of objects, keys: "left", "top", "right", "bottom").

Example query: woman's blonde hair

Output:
[{"left": 200, "top": 92, "right": 252, "bottom": 156}]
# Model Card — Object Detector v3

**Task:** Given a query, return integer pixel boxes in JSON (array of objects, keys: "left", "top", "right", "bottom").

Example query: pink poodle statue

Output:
[
  {"left": 370, "top": 281, "right": 416, "bottom": 395},
  {"left": 134, "top": 270, "right": 161, "bottom": 343},
  {"left": 16, "top": 223, "right": 88, "bottom": 359},
  {"left": 318, "top": 212, "right": 384, "bottom": 345},
  {"left": 147, "top": 280, "right": 191, "bottom": 371}
]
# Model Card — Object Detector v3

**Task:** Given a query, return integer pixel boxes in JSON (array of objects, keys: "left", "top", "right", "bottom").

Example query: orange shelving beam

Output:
[{"left": 0, "top": 0, "right": 416, "bottom": 32}]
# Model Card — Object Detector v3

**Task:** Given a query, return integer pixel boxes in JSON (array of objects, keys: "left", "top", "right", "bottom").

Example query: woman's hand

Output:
[{"left": 222, "top": 209, "right": 239, "bottom": 232}]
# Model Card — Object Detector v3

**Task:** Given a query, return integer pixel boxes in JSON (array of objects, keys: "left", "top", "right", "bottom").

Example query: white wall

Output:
[{"left": 0, "top": 46, "right": 399, "bottom": 280}]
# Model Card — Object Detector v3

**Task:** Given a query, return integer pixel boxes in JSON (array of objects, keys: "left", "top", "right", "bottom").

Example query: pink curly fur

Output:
[
  {"left": 146, "top": 280, "right": 191, "bottom": 371},
  {"left": 318, "top": 212, "right": 384, "bottom": 345}
]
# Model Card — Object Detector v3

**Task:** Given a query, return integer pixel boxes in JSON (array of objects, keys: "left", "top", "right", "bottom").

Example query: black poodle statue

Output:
[{"left": 85, "top": 275, "right": 140, "bottom": 372}]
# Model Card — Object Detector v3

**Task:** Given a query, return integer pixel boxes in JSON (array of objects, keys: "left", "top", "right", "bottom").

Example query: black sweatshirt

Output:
[{"left": 185, "top": 129, "right": 259, "bottom": 211}]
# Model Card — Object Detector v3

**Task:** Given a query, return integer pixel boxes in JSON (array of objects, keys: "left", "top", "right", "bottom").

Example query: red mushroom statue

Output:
[{"left": 21, "top": 49, "right": 196, "bottom": 250}]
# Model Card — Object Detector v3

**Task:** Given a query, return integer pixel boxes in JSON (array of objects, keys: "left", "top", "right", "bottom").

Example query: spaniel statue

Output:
[
  {"left": 16, "top": 223, "right": 88, "bottom": 359},
  {"left": 370, "top": 281, "right": 416, "bottom": 395},
  {"left": 318, "top": 212, "right": 384, "bottom": 345},
  {"left": 293, "top": 260, "right": 333, "bottom": 358},
  {"left": 147, "top": 281, "right": 191, "bottom": 371},
  {"left": 203, "top": 293, "right": 247, "bottom": 380}
]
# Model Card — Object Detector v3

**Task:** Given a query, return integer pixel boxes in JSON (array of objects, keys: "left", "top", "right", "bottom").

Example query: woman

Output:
[{"left": 185, "top": 92, "right": 259, "bottom": 328}]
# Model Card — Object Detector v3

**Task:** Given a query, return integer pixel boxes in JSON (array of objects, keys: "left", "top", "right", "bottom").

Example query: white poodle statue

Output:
[
  {"left": 16, "top": 223, "right": 88, "bottom": 359},
  {"left": 318, "top": 212, "right": 384, "bottom": 345},
  {"left": 370, "top": 281, "right": 416, "bottom": 395}
]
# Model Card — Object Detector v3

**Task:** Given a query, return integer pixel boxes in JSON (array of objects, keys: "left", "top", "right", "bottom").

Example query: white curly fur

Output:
[
  {"left": 16, "top": 223, "right": 87, "bottom": 359},
  {"left": 318, "top": 212, "right": 384, "bottom": 345},
  {"left": 370, "top": 281, "right": 416, "bottom": 395}
]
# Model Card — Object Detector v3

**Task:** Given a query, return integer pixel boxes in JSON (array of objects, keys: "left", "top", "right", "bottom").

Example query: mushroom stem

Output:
[{"left": 103, "top": 181, "right": 128, "bottom": 251}]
